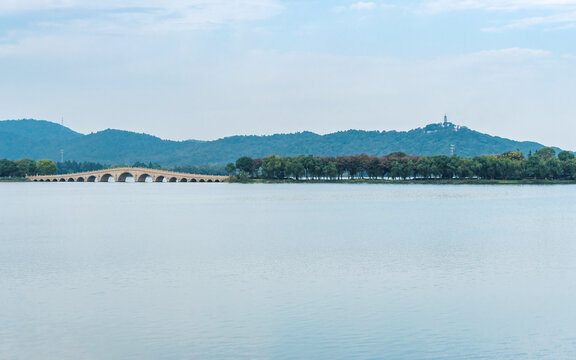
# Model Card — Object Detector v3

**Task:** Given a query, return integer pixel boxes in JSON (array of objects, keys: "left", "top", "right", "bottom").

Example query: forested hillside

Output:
[{"left": 0, "top": 119, "right": 566, "bottom": 165}]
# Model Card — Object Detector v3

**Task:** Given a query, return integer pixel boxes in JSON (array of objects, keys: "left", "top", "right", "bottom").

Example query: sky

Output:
[{"left": 1, "top": 0, "right": 575, "bottom": 149}]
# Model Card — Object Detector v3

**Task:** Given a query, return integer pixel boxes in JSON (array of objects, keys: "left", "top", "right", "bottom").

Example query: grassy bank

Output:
[{"left": 0, "top": 177, "right": 28, "bottom": 182}]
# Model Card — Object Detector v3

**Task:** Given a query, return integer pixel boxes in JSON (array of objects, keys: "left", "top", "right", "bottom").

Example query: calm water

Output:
[{"left": 2, "top": 183, "right": 576, "bottom": 360}]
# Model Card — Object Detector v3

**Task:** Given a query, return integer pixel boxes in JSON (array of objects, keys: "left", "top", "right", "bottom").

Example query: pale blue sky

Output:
[{"left": 1, "top": 0, "right": 575, "bottom": 149}]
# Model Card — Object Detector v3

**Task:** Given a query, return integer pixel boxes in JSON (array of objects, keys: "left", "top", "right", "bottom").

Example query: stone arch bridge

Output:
[{"left": 28, "top": 167, "right": 227, "bottom": 183}]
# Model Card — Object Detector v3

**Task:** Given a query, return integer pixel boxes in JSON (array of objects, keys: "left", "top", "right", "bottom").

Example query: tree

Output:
[
  {"left": 285, "top": 158, "right": 305, "bottom": 180},
  {"left": 16, "top": 159, "right": 37, "bottom": 177},
  {"left": 323, "top": 161, "right": 338, "bottom": 180},
  {"left": 0, "top": 159, "right": 18, "bottom": 177},
  {"left": 399, "top": 160, "right": 414, "bottom": 179},
  {"left": 335, "top": 156, "right": 348, "bottom": 179},
  {"left": 225, "top": 163, "right": 236, "bottom": 176},
  {"left": 261, "top": 155, "right": 285, "bottom": 179},
  {"left": 563, "top": 159, "right": 576, "bottom": 180},
  {"left": 545, "top": 158, "right": 562, "bottom": 179},
  {"left": 345, "top": 156, "right": 362, "bottom": 179},
  {"left": 36, "top": 159, "right": 57, "bottom": 175},
  {"left": 430, "top": 155, "right": 452, "bottom": 178},
  {"left": 235, "top": 156, "right": 254, "bottom": 175},
  {"left": 526, "top": 156, "right": 544, "bottom": 179},
  {"left": 534, "top": 147, "right": 556, "bottom": 161},
  {"left": 132, "top": 161, "right": 148, "bottom": 168},
  {"left": 378, "top": 157, "right": 390, "bottom": 179},
  {"left": 455, "top": 158, "right": 475, "bottom": 179},
  {"left": 558, "top": 151, "right": 575, "bottom": 162},
  {"left": 415, "top": 157, "right": 433, "bottom": 178},
  {"left": 389, "top": 161, "right": 402, "bottom": 179},
  {"left": 499, "top": 150, "right": 525, "bottom": 161},
  {"left": 365, "top": 157, "right": 380, "bottom": 179}
]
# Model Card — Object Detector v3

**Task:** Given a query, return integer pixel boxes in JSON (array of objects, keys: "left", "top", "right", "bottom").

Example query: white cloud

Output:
[
  {"left": 421, "top": 0, "right": 576, "bottom": 31},
  {"left": 483, "top": 11, "right": 576, "bottom": 30},
  {"left": 333, "top": 2, "right": 394, "bottom": 13},
  {"left": 462, "top": 47, "right": 551, "bottom": 59},
  {"left": 423, "top": 0, "right": 576, "bottom": 12},
  {"left": 350, "top": 1, "right": 378, "bottom": 10},
  {"left": 0, "top": 0, "right": 283, "bottom": 33}
]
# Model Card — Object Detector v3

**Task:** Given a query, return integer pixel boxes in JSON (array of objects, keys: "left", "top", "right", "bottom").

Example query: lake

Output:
[{"left": 2, "top": 183, "right": 576, "bottom": 359}]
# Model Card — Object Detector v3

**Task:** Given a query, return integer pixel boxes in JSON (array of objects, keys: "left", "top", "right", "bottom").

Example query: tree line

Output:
[
  {"left": 0, "top": 159, "right": 227, "bottom": 178},
  {"left": 0, "top": 159, "right": 57, "bottom": 178},
  {"left": 226, "top": 148, "right": 576, "bottom": 181}
]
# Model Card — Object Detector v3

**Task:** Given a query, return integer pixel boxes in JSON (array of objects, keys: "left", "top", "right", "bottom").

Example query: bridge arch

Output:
[
  {"left": 155, "top": 176, "right": 165, "bottom": 182},
  {"left": 190, "top": 178, "right": 197, "bottom": 182},
  {"left": 180, "top": 178, "right": 188, "bottom": 183},
  {"left": 77, "top": 177, "right": 85, "bottom": 182},
  {"left": 87, "top": 176, "right": 96, "bottom": 182},
  {"left": 67, "top": 178, "right": 75, "bottom": 182},
  {"left": 137, "top": 174, "right": 151, "bottom": 183},
  {"left": 52, "top": 179, "right": 58, "bottom": 182},
  {"left": 100, "top": 174, "right": 114, "bottom": 182},
  {"left": 168, "top": 177, "right": 177, "bottom": 183},
  {"left": 207, "top": 179, "right": 213, "bottom": 183},
  {"left": 59, "top": 178, "right": 66, "bottom": 182},
  {"left": 199, "top": 179, "right": 205, "bottom": 183},
  {"left": 117, "top": 172, "right": 134, "bottom": 182}
]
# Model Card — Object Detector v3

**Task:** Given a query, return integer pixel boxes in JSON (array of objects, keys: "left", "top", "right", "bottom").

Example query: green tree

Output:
[
  {"left": 430, "top": 155, "right": 452, "bottom": 178},
  {"left": 455, "top": 158, "right": 475, "bottom": 179},
  {"left": 526, "top": 156, "right": 545, "bottom": 179},
  {"left": 0, "top": 159, "right": 18, "bottom": 177},
  {"left": 399, "top": 160, "right": 414, "bottom": 179},
  {"left": 415, "top": 157, "right": 433, "bottom": 178},
  {"left": 323, "top": 161, "right": 338, "bottom": 180},
  {"left": 534, "top": 147, "right": 556, "bottom": 161},
  {"left": 132, "top": 161, "right": 148, "bottom": 168},
  {"left": 345, "top": 156, "right": 362, "bottom": 179},
  {"left": 389, "top": 161, "right": 402, "bottom": 179},
  {"left": 235, "top": 156, "right": 254, "bottom": 175},
  {"left": 564, "top": 159, "right": 576, "bottom": 180},
  {"left": 545, "top": 157, "right": 563, "bottom": 179},
  {"left": 286, "top": 158, "right": 305, "bottom": 180},
  {"left": 558, "top": 151, "right": 575, "bottom": 162},
  {"left": 36, "top": 159, "right": 57, "bottom": 175},
  {"left": 225, "top": 163, "right": 236, "bottom": 176},
  {"left": 261, "top": 155, "right": 285, "bottom": 179},
  {"left": 365, "top": 157, "right": 380, "bottom": 179},
  {"left": 16, "top": 159, "right": 37, "bottom": 177}
]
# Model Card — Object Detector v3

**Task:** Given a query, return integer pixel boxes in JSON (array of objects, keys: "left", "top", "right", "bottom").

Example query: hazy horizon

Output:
[{"left": 1, "top": 1, "right": 575, "bottom": 148}]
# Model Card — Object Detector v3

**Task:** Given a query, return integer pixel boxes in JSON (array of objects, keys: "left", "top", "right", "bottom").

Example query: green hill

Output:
[{"left": 0, "top": 119, "right": 566, "bottom": 165}]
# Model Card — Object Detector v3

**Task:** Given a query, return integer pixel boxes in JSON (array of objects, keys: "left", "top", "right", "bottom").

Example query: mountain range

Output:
[{"left": 0, "top": 119, "right": 566, "bottom": 165}]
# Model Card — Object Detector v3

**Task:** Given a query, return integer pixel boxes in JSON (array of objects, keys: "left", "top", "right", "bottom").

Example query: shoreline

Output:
[
  {"left": 229, "top": 178, "right": 576, "bottom": 185},
  {"left": 3, "top": 177, "right": 576, "bottom": 185}
]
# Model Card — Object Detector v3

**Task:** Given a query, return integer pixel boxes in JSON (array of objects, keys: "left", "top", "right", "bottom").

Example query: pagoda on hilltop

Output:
[{"left": 423, "top": 114, "right": 465, "bottom": 133}]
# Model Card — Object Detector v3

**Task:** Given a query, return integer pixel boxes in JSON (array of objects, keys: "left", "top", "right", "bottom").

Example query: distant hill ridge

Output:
[{"left": 0, "top": 118, "right": 566, "bottom": 165}]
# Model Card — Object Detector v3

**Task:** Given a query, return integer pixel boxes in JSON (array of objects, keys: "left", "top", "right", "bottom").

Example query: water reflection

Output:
[{"left": 1, "top": 184, "right": 576, "bottom": 359}]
